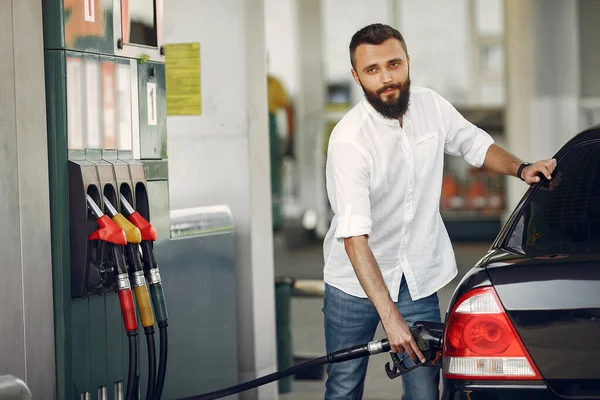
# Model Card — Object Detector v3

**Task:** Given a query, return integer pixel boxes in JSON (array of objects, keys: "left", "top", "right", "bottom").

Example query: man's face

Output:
[{"left": 351, "top": 38, "right": 411, "bottom": 120}]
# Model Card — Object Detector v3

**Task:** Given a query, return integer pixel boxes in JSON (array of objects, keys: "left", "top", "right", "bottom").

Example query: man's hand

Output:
[
  {"left": 381, "top": 308, "right": 426, "bottom": 363},
  {"left": 343, "top": 235, "right": 426, "bottom": 363},
  {"left": 521, "top": 159, "right": 557, "bottom": 184}
]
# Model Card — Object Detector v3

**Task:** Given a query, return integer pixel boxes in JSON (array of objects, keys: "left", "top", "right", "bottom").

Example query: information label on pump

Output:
[
  {"left": 165, "top": 43, "right": 202, "bottom": 116},
  {"left": 84, "top": 0, "right": 95, "bottom": 22},
  {"left": 147, "top": 82, "right": 157, "bottom": 126}
]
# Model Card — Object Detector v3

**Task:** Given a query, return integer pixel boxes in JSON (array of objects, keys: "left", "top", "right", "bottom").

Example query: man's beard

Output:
[{"left": 361, "top": 75, "right": 411, "bottom": 120}]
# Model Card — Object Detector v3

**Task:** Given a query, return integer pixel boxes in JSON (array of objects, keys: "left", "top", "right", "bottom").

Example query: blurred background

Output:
[
  {"left": 2, "top": 0, "right": 600, "bottom": 399},
  {"left": 261, "top": 0, "right": 600, "bottom": 398}
]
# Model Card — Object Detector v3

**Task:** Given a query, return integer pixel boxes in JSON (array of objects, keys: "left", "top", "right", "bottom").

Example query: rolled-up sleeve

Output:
[
  {"left": 437, "top": 93, "right": 495, "bottom": 167},
  {"left": 326, "top": 141, "right": 372, "bottom": 240}
]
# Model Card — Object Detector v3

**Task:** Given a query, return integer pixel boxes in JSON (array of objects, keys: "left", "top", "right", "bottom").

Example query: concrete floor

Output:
[{"left": 273, "top": 231, "right": 492, "bottom": 400}]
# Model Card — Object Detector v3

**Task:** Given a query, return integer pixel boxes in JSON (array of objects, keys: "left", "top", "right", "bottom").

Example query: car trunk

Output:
[{"left": 486, "top": 253, "right": 600, "bottom": 397}]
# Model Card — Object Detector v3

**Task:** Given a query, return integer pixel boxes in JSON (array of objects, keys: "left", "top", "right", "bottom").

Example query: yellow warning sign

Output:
[{"left": 165, "top": 43, "right": 202, "bottom": 116}]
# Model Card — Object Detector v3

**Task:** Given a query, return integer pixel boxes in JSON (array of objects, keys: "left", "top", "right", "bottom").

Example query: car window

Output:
[{"left": 507, "top": 142, "right": 600, "bottom": 255}]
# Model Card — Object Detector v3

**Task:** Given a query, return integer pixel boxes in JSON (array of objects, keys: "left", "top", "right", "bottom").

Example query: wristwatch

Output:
[{"left": 517, "top": 162, "right": 531, "bottom": 181}]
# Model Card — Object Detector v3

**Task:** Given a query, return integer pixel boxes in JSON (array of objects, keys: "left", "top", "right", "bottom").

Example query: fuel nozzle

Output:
[
  {"left": 119, "top": 193, "right": 169, "bottom": 400},
  {"left": 103, "top": 196, "right": 155, "bottom": 330},
  {"left": 87, "top": 195, "right": 127, "bottom": 247},
  {"left": 86, "top": 195, "right": 137, "bottom": 333},
  {"left": 104, "top": 195, "right": 158, "bottom": 400},
  {"left": 118, "top": 194, "right": 167, "bottom": 324},
  {"left": 384, "top": 321, "right": 445, "bottom": 379}
]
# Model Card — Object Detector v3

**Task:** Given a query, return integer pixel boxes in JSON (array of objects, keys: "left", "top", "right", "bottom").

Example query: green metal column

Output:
[{"left": 44, "top": 48, "right": 73, "bottom": 400}]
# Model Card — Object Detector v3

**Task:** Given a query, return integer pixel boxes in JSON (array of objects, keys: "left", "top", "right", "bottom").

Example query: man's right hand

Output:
[
  {"left": 382, "top": 310, "right": 426, "bottom": 363},
  {"left": 343, "top": 235, "right": 427, "bottom": 364}
]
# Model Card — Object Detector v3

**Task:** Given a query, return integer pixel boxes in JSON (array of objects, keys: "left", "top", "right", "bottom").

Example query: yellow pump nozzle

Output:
[{"left": 112, "top": 214, "right": 142, "bottom": 244}]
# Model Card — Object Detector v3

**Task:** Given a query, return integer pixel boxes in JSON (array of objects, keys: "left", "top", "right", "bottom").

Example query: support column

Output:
[
  {"left": 296, "top": 0, "right": 327, "bottom": 237},
  {"left": 504, "top": 0, "right": 580, "bottom": 213},
  {"left": 0, "top": 0, "right": 55, "bottom": 397},
  {"left": 164, "top": 0, "right": 277, "bottom": 398},
  {"left": 242, "top": 0, "right": 279, "bottom": 398}
]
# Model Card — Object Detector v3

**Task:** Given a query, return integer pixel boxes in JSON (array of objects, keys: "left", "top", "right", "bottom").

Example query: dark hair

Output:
[{"left": 349, "top": 23, "right": 408, "bottom": 69}]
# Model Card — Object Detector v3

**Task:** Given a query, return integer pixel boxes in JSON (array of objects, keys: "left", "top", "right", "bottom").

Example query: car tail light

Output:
[{"left": 443, "top": 286, "right": 542, "bottom": 380}]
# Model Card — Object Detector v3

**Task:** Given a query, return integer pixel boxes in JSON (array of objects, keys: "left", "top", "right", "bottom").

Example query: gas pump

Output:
[
  {"left": 85, "top": 194, "right": 139, "bottom": 400},
  {"left": 42, "top": 0, "right": 175, "bottom": 395},
  {"left": 103, "top": 195, "right": 158, "bottom": 400}
]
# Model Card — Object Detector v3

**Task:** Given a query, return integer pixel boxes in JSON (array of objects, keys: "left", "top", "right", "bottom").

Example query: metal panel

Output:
[
  {"left": 83, "top": 53, "right": 103, "bottom": 149},
  {"left": 66, "top": 52, "right": 86, "bottom": 149},
  {"left": 0, "top": 0, "right": 26, "bottom": 383},
  {"left": 71, "top": 300, "right": 91, "bottom": 396},
  {"left": 130, "top": 59, "right": 141, "bottom": 160},
  {"left": 2, "top": 0, "right": 56, "bottom": 396},
  {"left": 105, "top": 294, "right": 124, "bottom": 400},
  {"left": 114, "top": 57, "right": 134, "bottom": 152},
  {"left": 153, "top": 203, "right": 239, "bottom": 399},
  {"left": 12, "top": 0, "right": 57, "bottom": 396},
  {"left": 138, "top": 62, "right": 167, "bottom": 160},
  {"left": 88, "top": 296, "right": 108, "bottom": 396}
]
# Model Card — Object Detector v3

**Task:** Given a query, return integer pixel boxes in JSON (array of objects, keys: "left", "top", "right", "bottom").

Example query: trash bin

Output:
[{"left": 274, "top": 277, "right": 294, "bottom": 393}]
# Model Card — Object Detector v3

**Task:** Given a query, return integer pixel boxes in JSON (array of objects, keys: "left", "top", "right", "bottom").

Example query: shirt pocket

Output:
[
  {"left": 414, "top": 131, "right": 441, "bottom": 176},
  {"left": 415, "top": 131, "right": 438, "bottom": 145}
]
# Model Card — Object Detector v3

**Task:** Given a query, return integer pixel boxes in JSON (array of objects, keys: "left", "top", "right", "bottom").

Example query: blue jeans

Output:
[{"left": 323, "top": 277, "right": 441, "bottom": 399}]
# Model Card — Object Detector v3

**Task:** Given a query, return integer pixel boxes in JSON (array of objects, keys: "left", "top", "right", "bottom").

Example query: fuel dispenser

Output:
[{"left": 42, "top": 0, "right": 170, "bottom": 397}]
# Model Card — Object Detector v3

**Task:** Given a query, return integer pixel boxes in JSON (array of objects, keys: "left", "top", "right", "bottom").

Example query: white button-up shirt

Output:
[{"left": 323, "top": 86, "right": 494, "bottom": 301}]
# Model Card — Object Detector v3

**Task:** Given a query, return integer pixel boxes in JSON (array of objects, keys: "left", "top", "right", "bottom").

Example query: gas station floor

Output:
[{"left": 273, "top": 230, "right": 491, "bottom": 400}]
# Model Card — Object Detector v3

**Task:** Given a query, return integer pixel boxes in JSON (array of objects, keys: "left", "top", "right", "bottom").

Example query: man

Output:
[
  {"left": 267, "top": 73, "right": 295, "bottom": 230},
  {"left": 322, "top": 23, "right": 556, "bottom": 399}
]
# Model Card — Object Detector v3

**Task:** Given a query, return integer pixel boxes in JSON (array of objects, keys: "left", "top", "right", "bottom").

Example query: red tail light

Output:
[{"left": 443, "top": 286, "right": 542, "bottom": 380}]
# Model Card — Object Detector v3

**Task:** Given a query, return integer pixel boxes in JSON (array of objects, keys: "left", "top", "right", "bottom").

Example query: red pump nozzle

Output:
[
  {"left": 119, "top": 194, "right": 157, "bottom": 241},
  {"left": 86, "top": 195, "right": 127, "bottom": 246},
  {"left": 88, "top": 215, "right": 127, "bottom": 246}
]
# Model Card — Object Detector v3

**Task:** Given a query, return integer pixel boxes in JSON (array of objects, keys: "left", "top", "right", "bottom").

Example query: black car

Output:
[{"left": 441, "top": 125, "right": 600, "bottom": 399}]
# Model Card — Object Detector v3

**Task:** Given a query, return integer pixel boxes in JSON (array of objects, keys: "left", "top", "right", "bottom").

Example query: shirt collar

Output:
[{"left": 361, "top": 97, "right": 412, "bottom": 128}]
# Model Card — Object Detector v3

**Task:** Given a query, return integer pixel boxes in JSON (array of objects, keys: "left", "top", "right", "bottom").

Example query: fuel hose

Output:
[{"left": 179, "top": 338, "right": 391, "bottom": 400}]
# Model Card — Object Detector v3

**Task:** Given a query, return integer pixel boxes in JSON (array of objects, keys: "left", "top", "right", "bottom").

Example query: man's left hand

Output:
[{"left": 521, "top": 159, "right": 557, "bottom": 184}]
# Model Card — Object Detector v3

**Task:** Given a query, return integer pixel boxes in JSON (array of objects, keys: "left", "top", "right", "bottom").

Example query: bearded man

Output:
[{"left": 322, "top": 23, "right": 556, "bottom": 400}]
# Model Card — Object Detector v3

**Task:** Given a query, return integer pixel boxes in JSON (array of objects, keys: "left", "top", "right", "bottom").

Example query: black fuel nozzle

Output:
[{"left": 385, "top": 321, "right": 445, "bottom": 379}]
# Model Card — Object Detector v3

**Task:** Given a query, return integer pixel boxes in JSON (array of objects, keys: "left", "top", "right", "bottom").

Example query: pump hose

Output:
[
  {"left": 154, "top": 324, "right": 168, "bottom": 400},
  {"left": 181, "top": 356, "right": 328, "bottom": 400},
  {"left": 179, "top": 339, "right": 391, "bottom": 400},
  {"left": 126, "top": 332, "right": 139, "bottom": 400},
  {"left": 145, "top": 328, "right": 157, "bottom": 400}
]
